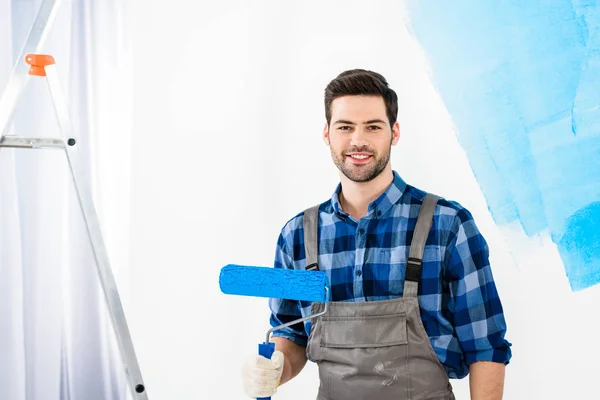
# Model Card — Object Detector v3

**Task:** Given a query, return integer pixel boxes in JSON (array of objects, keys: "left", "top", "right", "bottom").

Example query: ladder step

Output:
[{"left": 0, "top": 135, "right": 66, "bottom": 149}]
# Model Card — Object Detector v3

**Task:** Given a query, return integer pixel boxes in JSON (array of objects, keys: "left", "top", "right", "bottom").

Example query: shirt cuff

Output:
[
  {"left": 465, "top": 345, "right": 512, "bottom": 366},
  {"left": 270, "top": 331, "right": 308, "bottom": 348}
]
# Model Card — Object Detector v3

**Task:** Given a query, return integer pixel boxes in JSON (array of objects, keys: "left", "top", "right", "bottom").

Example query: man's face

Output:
[{"left": 324, "top": 95, "right": 400, "bottom": 183}]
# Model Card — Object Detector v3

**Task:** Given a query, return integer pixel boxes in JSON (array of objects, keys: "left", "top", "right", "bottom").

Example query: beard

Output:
[{"left": 331, "top": 144, "right": 391, "bottom": 183}]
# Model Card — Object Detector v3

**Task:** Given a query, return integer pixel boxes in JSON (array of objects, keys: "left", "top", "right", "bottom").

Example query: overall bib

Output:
[{"left": 304, "top": 194, "right": 455, "bottom": 400}]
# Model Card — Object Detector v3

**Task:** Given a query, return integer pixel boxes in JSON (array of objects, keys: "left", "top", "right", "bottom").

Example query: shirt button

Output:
[
  {"left": 356, "top": 269, "right": 362, "bottom": 276},
  {"left": 359, "top": 228, "right": 365, "bottom": 235},
  {"left": 377, "top": 210, "right": 382, "bottom": 216}
]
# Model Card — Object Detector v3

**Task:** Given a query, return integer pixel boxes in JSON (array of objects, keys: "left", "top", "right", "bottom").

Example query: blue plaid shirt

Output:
[{"left": 269, "top": 171, "right": 512, "bottom": 379}]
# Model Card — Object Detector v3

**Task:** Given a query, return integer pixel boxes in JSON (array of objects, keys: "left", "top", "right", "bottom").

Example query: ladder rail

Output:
[{"left": 45, "top": 63, "right": 149, "bottom": 399}]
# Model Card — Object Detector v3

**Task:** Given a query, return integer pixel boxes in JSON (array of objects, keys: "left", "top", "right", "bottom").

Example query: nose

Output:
[{"left": 350, "top": 127, "right": 370, "bottom": 147}]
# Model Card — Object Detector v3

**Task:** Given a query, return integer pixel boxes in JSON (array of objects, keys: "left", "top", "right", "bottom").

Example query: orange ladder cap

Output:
[{"left": 25, "top": 54, "right": 55, "bottom": 77}]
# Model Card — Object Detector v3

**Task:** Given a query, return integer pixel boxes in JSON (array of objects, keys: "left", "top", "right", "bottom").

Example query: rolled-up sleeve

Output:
[
  {"left": 447, "top": 208, "right": 512, "bottom": 366},
  {"left": 268, "top": 232, "right": 309, "bottom": 348}
]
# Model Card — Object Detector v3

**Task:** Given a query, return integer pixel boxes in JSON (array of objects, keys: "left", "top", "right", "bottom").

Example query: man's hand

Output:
[
  {"left": 469, "top": 361, "right": 506, "bottom": 400},
  {"left": 243, "top": 350, "right": 285, "bottom": 398},
  {"left": 242, "top": 337, "right": 308, "bottom": 398}
]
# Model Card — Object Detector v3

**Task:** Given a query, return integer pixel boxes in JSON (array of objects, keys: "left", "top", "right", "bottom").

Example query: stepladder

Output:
[{"left": 0, "top": 34, "right": 149, "bottom": 400}]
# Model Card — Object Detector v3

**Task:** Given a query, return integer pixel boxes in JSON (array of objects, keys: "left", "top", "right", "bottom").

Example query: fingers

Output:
[
  {"left": 242, "top": 351, "right": 285, "bottom": 398},
  {"left": 244, "top": 356, "right": 282, "bottom": 380}
]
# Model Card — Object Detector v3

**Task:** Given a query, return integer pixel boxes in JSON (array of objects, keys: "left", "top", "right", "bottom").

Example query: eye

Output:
[{"left": 338, "top": 126, "right": 352, "bottom": 131}]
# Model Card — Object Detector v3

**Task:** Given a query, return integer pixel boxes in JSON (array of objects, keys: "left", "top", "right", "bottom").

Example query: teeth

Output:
[{"left": 350, "top": 155, "right": 369, "bottom": 159}]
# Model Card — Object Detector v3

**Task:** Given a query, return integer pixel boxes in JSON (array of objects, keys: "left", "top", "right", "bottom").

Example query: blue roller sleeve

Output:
[
  {"left": 219, "top": 264, "right": 329, "bottom": 302},
  {"left": 257, "top": 342, "right": 276, "bottom": 400}
]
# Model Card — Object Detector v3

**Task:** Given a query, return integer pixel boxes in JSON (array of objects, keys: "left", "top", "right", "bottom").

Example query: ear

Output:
[
  {"left": 391, "top": 121, "right": 400, "bottom": 146},
  {"left": 323, "top": 122, "right": 330, "bottom": 146}
]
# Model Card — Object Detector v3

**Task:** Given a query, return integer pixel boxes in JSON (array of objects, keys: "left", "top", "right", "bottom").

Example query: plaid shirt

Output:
[{"left": 268, "top": 171, "right": 512, "bottom": 379}]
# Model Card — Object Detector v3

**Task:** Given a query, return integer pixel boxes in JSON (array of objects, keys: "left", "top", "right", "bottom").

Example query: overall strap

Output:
[
  {"left": 303, "top": 205, "right": 321, "bottom": 271},
  {"left": 404, "top": 193, "right": 440, "bottom": 298}
]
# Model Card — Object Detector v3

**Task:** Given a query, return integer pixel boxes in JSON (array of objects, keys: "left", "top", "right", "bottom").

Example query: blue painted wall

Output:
[{"left": 406, "top": 0, "right": 600, "bottom": 290}]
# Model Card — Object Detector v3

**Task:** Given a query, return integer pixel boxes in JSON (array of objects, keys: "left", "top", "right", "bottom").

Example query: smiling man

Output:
[{"left": 243, "top": 69, "right": 512, "bottom": 400}]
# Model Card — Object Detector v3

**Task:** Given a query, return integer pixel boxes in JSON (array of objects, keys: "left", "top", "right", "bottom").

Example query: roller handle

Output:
[{"left": 257, "top": 342, "right": 276, "bottom": 400}]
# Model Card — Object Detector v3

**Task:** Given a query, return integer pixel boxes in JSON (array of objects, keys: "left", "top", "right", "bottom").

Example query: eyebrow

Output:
[{"left": 333, "top": 119, "right": 387, "bottom": 125}]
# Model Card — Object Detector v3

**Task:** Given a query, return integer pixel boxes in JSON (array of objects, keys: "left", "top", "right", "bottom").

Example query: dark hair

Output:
[{"left": 324, "top": 69, "right": 398, "bottom": 127}]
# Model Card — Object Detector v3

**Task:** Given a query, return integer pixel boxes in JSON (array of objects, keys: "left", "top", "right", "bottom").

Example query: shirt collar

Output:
[{"left": 331, "top": 170, "right": 407, "bottom": 220}]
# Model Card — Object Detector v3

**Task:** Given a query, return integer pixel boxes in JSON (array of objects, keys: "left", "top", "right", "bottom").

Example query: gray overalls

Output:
[{"left": 303, "top": 194, "right": 455, "bottom": 400}]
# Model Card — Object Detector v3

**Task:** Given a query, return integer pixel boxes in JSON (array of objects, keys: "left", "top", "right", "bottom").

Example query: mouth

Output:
[{"left": 345, "top": 153, "right": 373, "bottom": 164}]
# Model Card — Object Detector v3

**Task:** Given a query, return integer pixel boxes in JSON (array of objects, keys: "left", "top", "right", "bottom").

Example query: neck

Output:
[{"left": 339, "top": 166, "right": 394, "bottom": 219}]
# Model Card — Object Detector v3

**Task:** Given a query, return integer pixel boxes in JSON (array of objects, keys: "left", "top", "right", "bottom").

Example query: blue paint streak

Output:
[
  {"left": 558, "top": 202, "right": 600, "bottom": 291},
  {"left": 406, "top": 0, "right": 600, "bottom": 290}
]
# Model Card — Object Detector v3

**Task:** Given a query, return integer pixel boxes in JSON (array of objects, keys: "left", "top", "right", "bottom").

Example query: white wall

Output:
[{"left": 128, "top": 1, "right": 600, "bottom": 399}]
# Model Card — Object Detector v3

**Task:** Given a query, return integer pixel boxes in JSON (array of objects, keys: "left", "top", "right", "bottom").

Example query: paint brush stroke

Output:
[{"left": 405, "top": 0, "right": 600, "bottom": 290}]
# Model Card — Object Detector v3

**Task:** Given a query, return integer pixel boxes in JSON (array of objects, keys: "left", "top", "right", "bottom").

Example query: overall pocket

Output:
[{"left": 321, "top": 312, "right": 408, "bottom": 348}]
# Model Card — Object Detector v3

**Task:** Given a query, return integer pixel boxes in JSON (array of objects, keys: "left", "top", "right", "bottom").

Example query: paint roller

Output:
[{"left": 219, "top": 264, "right": 330, "bottom": 400}]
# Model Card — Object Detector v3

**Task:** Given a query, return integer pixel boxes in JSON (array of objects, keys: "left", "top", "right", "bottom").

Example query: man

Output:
[{"left": 243, "top": 69, "right": 512, "bottom": 399}]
